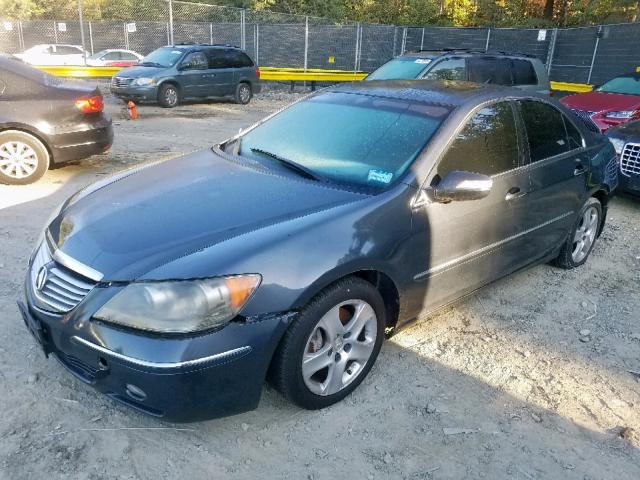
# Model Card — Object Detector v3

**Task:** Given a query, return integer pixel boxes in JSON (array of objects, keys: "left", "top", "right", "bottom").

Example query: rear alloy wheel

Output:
[
  {"left": 271, "top": 277, "right": 385, "bottom": 409},
  {"left": 555, "top": 197, "right": 602, "bottom": 269},
  {"left": 158, "top": 83, "right": 180, "bottom": 108},
  {"left": 0, "top": 130, "right": 50, "bottom": 185},
  {"left": 235, "top": 82, "right": 252, "bottom": 105}
]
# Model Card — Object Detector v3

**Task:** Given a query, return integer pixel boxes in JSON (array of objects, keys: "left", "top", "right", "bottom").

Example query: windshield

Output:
[
  {"left": 139, "top": 47, "right": 184, "bottom": 68},
  {"left": 366, "top": 57, "right": 432, "bottom": 81},
  {"left": 238, "top": 92, "right": 450, "bottom": 188},
  {"left": 597, "top": 76, "right": 640, "bottom": 95}
]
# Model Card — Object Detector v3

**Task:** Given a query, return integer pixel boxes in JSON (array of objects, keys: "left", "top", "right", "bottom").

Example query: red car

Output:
[{"left": 561, "top": 73, "right": 640, "bottom": 133}]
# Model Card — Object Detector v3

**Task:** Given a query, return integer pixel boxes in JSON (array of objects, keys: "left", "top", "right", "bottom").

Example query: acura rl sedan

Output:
[{"left": 19, "top": 81, "right": 617, "bottom": 421}]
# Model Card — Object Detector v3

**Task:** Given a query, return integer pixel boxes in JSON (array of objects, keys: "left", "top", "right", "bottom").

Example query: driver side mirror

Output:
[{"left": 431, "top": 170, "right": 493, "bottom": 203}]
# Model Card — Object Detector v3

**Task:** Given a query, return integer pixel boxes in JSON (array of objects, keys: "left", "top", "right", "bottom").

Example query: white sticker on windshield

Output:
[
  {"left": 557, "top": 139, "right": 566, "bottom": 146},
  {"left": 368, "top": 169, "right": 393, "bottom": 184},
  {"left": 172, "top": 50, "right": 182, "bottom": 54},
  {"left": 415, "top": 59, "right": 431, "bottom": 64}
]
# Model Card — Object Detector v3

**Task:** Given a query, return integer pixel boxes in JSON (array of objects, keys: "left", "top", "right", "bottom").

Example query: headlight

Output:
[
  {"left": 604, "top": 110, "right": 637, "bottom": 119},
  {"left": 608, "top": 137, "right": 626, "bottom": 155},
  {"left": 133, "top": 77, "right": 155, "bottom": 86},
  {"left": 94, "top": 275, "right": 261, "bottom": 333}
]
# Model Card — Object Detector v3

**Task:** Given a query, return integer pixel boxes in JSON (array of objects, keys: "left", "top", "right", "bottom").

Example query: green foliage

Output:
[{"left": 1, "top": 0, "right": 639, "bottom": 26}]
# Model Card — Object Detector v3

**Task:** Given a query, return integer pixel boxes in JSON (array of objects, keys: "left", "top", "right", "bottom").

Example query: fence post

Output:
[
  {"left": 77, "top": 0, "right": 87, "bottom": 65},
  {"left": 53, "top": 20, "right": 58, "bottom": 44},
  {"left": 303, "top": 16, "right": 309, "bottom": 71},
  {"left": 88, "top": 21, "right": 93, "bottom": 55},
  {"left": 124, "top": 23, "right": 129, "bottom": 50},
  {"left": 587, "top": 26, "right": 601, "bottom": 85},
  {"left": 255, "top": 24, "right": 259, "bottom": 65},
  {"left": 209, "top": 23, "right": 213, "bottom": 44},
  {"left": 546, "top": 28, "right": 557, "bottom": 75},
  {"left": 392, "top": 27, "right": 397, "bottom": 56},
  {"left": 400, "top": 27, "right": 407, "bottom": 54},
  {"left": 166, "top": 22, "right": 170, "bottom": 46},
  {"left": 240, "top": 10, "right": 246, "bottom": 50},
  {"left": 354, "top": 22, "right": 360, "bottom": 72},
  {"left": 18, "top": 20, "right": 24, "bottom": 51},
  {"left": 168, "top": 0, "right": 174, "bottom": 45},
  {"left": 420, "top": 27, "right": 425, "bottom": 50},
  {"left": 484, "top": 27, "right": 491, "bottom": 52},
  {"left": 357, "top": 24, "right": 363, "bottom": 70}
]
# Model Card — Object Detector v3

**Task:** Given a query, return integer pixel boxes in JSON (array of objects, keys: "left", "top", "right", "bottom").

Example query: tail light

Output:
[
  {"left": 255, "top": 67, "right": 261, "bottom": 79},
  {"left": 549, "top": 90, "right": 555, "bottom": 97},
  {"left": 75, "top": 95, "right": 104, "bottom": 113}
]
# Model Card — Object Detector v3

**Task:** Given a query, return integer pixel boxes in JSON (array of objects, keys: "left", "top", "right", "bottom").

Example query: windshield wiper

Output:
[
  {"left": 250, "top": 148, "right": 323, "bottom": 182},
  {"left": 138, "top": 61, "right": 163, "bottom": 67}
]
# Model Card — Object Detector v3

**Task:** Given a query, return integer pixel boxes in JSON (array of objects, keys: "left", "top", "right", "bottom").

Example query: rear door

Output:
[
  {"left": 516, "top": 99, "right": 588, "bottom": 257},
  {"left": 414, "top": 101, "right": 531, "bottom": 311},
  {"left": 204, "top": 48, "right": 236, "bottom": 96},
  {"left": 467, "top": 57, "right": 513, "bottom": 86}
]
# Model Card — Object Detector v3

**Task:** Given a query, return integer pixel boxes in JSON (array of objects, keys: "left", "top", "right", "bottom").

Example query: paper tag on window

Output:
[
  {"left": 415, "top": 59, "right": 431, "bottom": 64},
  {"left": 368, "top": 169, "right": 393, "bottom": 184}
]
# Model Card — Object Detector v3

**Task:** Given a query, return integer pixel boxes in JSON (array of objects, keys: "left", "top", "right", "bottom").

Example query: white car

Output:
[
  {"left": 14, "top": 44, "right": 88, "bottom": 66},
  {"left": 86, "top": 49, "right": 143, "bottom": 67}
]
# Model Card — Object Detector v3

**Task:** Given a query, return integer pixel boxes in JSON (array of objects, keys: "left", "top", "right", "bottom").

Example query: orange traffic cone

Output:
[{"left": 127, "top": 100, "right": 138, "bottom": 120}]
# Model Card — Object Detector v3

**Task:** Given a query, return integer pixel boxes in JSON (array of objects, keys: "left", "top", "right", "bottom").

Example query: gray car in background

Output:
[
  {"left": 366, "top": 49, "right": 551, "bottom": 95},
  {"left": 110, "top": 43, "right": 261, "bottom": 107}
]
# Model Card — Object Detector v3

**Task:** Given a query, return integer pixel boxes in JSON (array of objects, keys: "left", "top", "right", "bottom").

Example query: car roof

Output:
[
  {"left": 325, "top": 80, "right": 538, "bottom": 108},
  {"left": 606, "top": 72, "right": 640, "bottom": 80},
  {"left": 168, "top": 43, "right": 241, "bottom": 50},
  {"left": 399, "top": 49, "right": 539, "bottom": 60}
]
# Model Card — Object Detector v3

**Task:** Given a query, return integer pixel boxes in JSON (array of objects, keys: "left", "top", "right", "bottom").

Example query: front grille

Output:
[
  {"left": 111, "top": 77, "right": 133, "bottom": 88},
  {"left": 30, "top": 242, "right": 96, "bottom": 313},
  {"left": 620, "top": 142, "right": 640, "bottom": 177},
  {"left": 570, "top": 109, "right": 600, "bottom": 133}
]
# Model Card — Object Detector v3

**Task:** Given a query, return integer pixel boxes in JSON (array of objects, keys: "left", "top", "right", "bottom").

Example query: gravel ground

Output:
[{"left": 0, "top": 90, "right": 639, "bottom": 480}]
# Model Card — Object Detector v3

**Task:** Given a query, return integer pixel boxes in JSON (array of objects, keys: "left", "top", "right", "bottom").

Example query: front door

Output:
[
  {"left": 178, "top": 51, "right": 209, "bottom": 97},
  {"left": 516, "top": 99, "right": 588, "bottom": 258},
  {"left": 411, "top": 101, "right": 531, "bottom": 312}
]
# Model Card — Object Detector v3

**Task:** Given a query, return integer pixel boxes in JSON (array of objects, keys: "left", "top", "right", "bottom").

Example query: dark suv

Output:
[
  {"left": 110, "top": 44, "right": 261, "bottom": 108},
  {"left": 367, "top": 49, "right": 550, "bottom": 95}
]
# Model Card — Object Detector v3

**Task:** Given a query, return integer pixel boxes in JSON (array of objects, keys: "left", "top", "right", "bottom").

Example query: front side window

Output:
[
  {"left": 596, "top": 75, "right": 640, "bottom": 95},
  {"left": 438, "top": 102, "right": 518, "bottom": 177},
  {"left": 366, "top": 57, "right": 432, "bottom": 80},
  {"left": 423, "top": 58, "right": 466, "bottom": 81},
  {"left": 518, "top": 100, "right": 572, "bottom": 162},
  {"left": 56, "top": 46, "right": 83, "bottom": 55},
  {"left": 238, "top": 92, "right": 450, "bottom": 189},
  {"left": 181, "top": 52, "right": 207, "bottom": 70}
]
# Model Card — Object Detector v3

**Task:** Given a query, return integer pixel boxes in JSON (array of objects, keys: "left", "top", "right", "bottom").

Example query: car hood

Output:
[
  {"left": 115, "top": 65, "right": 166, "bottom": 78},
  {"left": 561, "top": 91, "right": 640, "bottom": 113},
  {"left": 47, "top": 149, "right": 366, "bottom": 281}
]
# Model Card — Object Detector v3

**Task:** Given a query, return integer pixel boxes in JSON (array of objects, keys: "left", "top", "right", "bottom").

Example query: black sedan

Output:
[
  {"left": 606, "top": 119, "right": 640, "bottom": 195},
  {"left": 20, "top": 81, "right": 617, "bottom": 421},
  {"left": 0, "top": 54, "right": 113, "bottom": 185}
]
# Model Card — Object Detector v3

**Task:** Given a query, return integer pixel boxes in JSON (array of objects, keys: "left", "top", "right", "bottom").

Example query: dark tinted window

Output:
[
  {"left": 438, "top": 102, "right": 518, "bottom": 177},
  {"left": 511, "top": 59, "right": 537, "bottom": 85},
  {"left": 103, "top": 51, "right": 121, "bottom": 60},
  {"left": 225, "top": 49, "right": 253, "bottom": 68},
  {"left": 423, "top": 58, "right": 465, "bottom": 81},
  {"left": 519, "top": 100, "right": 569, "bottom": 162},
  {"left": 468, "top": 57, "right": 512, "bottom": 85},
  {"left": 206, "top": 49, "right": 228, "bottom": 69},
  {"left": 55, "top": 46, "right": 82, "bottom": 55},
  {"left": 564, "top": 116, "right": 583, "bottom": 149}
]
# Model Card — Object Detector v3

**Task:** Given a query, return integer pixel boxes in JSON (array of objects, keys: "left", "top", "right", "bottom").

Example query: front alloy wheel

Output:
[{"left": 270, "top": 277, "right": 385, "bottom": 410}]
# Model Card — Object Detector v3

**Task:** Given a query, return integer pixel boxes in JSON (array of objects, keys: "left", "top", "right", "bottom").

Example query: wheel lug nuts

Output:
[
  {"left": 334, "top": 353, "right": 341, "bottom": 362},
  {"left": 343, "top": 332, "right": 351, "bottom": 339},
  {"left": 343, "top": 343, "right": 351, "bottom": 353}
]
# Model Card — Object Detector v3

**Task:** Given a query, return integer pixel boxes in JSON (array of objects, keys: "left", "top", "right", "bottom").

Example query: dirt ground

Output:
[{"left": 0, "top": 89, "right": 639, "bottom": 480}]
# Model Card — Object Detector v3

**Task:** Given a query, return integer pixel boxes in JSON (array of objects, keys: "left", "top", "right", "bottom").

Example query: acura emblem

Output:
[{"left": 35, "top": 266, "right": 48, "bottom": 291}]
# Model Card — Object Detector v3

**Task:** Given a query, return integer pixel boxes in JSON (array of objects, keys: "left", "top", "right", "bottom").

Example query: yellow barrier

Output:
[
  {"left": 549, "top": 81, "right": 593, "bottom": 93},
  {"left": 35, "top": 65, "right": 596, "bottom": 92}
]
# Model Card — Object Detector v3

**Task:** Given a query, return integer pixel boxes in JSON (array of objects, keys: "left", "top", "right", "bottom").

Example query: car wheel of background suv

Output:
[
  {"left": 555, "top": 197, "right": 602, "bottom": 269},
  {"left": 0, "top": 130, "right": 50, "bottom": 185},
  {"left": 235, "top": 82, "right": 252, "bottom": 105},
  {"left": 270, "top": 277, "right": 385, "bottom": 410},
  {"left": 158, "top": 83, "right": 180, "bottom": 108}
]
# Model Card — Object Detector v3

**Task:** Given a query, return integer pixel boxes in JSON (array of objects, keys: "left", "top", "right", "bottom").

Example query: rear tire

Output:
[
  {"left": 158, "top": 83, "right": 180, "bottom": 108},
  {"left": 555, "top": 197, "right": 602, "bottom": 269},
  {"left": 234, "top": 82, "right": 252, "bottom": 105},
  {"left": 0, "top": 130, "right": 50, "bottom": 185},
  {"left": 270, "top": 277, "right": 385, "bottom": 410}
]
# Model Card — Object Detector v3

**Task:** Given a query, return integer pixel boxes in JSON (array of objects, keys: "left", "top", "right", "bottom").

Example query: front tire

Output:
[
  {"left": 270, "top": 277, "right": 385, "bottom": 410},
  {"left": 555, "top": 197, "right": 602, "bottom": 269},
  {"left": 0, "top": 130, "right": 50, "bottom": 185},
  {"left": 158, "top": 83, "right": 180, "bottom": 108}
]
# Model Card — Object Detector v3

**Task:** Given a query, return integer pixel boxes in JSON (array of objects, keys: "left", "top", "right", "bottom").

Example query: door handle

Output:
[
  {"left": 505, "top": 187, "right": 526, "bottom": 201},
  {"left": 574, "top": 164, "right": 586, "bottom": 176}
]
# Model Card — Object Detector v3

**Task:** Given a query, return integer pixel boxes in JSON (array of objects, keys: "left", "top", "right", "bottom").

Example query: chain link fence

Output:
[{"left": 1, "top": 0, "right": 640, "bottom": 84}]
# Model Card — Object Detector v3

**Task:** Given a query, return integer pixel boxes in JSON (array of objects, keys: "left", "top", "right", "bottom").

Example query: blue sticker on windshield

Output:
[{"left": 367, "top": 169, "right": 393, "bottom": 184}]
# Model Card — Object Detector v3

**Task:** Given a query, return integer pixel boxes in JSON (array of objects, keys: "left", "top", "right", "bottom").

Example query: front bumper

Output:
[
  {"left": 110, "top": 84, "right": 158, "bottom": 102},
  {"left": 619, "top": 173, "right": 640, "bottom": 195},
  {"left": 20, "top": 274, "right": 292, "bottom": 422}
]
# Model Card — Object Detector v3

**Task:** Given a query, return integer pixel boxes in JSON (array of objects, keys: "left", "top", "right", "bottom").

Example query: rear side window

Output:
[
  {"left": 468, "top": 57, "right": 512, "bottom": 85},
  {"left": 438, "top": 102, "right": 518, "bottom": 177},
  {"left": 206, "top": 49, "right": 229, "bottom": 69},
  {"left": 518, "top": 100, "right": 571, "bottom": 162},
  {"left": 225, "top": 50, "right": 253, "bottom": 68},
  {"left": 55, "top": 46, "right": 82, "bottom": 55},
  {"left": 511, "top": 59, "right": 537, "bottom": 85},
  {"left": 423, "top": 58, "right": 465, "bottom": 81}
]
